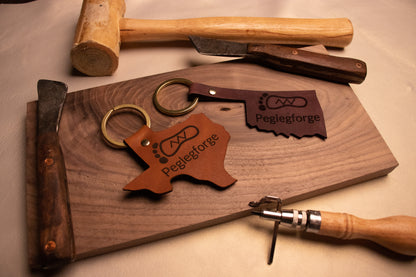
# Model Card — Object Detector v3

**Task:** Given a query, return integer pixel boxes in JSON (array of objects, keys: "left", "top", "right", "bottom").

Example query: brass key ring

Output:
[
  {"left": 153, "top": 78, "right": 198, "bottom": 116},
  {"left": 101, "top": 104, "right": 151, "bottom": 149}
]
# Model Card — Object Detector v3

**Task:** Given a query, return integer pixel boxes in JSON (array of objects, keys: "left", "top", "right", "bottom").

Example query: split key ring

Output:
[
  {"left": 101, "top": 104, "right": 151, "bottom": 149},
  {"left": 153, "top": 78, "right": 199, "bottom": 116}
]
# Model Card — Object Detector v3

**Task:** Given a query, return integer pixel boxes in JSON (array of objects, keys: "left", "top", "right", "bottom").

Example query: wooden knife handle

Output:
[
  {"left": 120, "top": 17, "right": 353, "bottom": 48},
  {"left": 317, "top": 211, "right": 416, "bottom": 256},
  {"left": 37, "top": 132, "right": 75, "bottom": 268},
  {"left": 247, "top": 44, "right": 367, "bottom": 84}
]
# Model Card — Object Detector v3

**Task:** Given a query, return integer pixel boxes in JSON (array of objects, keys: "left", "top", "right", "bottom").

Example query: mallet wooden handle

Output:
[
  {"left": 317, "top": 211, "right": 416, "bottom": 256},
  {"left": 255, "top": 209, "right": 416, "bottom": 256},
  {"left": 120, "top": 17, "right": 353, "bottom": 47}
]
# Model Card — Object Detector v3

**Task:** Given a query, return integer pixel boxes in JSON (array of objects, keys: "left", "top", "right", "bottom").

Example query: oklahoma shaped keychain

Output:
[
  {"left": 101, "top": 104, "right": 236, "bottom": 194},
  {"left": 153, "top": 78, "right": 327, "bottom": 139}
]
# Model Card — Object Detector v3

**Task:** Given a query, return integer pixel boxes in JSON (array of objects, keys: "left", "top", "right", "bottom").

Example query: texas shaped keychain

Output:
[
  {"left": 153, "top": 78, "right": 327, "bottom": 139},
  {"left": 101, "top": 104, "right": 236, "bottom": 194}
]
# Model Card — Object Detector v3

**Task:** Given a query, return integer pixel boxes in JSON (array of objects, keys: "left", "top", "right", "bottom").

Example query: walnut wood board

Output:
[{"left": 26, "top": 60, "right": 398, "bottom": 267}]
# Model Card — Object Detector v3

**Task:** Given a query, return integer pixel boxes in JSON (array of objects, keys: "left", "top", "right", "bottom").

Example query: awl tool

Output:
[
  {"left": 189, "top": 36, "right": 367, "bottom": 84},
  {"left": 250, "top": 196, "right": 416, "bottom": 264}
]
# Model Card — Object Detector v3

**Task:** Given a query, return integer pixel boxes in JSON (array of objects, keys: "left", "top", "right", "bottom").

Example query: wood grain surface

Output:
[{"left": 26, "top": 59, "right": 397, "bottom": 266}]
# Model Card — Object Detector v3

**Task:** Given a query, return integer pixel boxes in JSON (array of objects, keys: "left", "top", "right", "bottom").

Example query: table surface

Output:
[{"left": 1, "top": 0, "right": 415, "bottom": 276}]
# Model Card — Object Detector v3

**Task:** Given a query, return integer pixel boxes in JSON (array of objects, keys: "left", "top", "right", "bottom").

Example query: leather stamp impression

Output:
[
  {"left": 123, "top": 113, "right": 236, "bottom": 194},
  {"left": 189, "top": 83, "right": 327, "bottom": 139}
]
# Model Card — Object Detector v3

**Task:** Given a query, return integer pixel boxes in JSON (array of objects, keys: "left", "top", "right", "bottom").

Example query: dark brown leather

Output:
[{"left": 189, "top": 83, "right": 327, "bottom": 139}]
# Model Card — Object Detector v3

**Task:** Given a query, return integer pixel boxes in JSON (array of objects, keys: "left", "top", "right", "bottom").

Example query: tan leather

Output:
[{"left": 123, "top": 113, "right": 236, "bottom": 194}]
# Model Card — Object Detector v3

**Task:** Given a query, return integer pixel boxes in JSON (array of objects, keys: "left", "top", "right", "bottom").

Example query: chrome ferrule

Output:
[
  {"left": 257, "top": 209, "right": 322, "bottom": 232},
  {"left": 306, "top": 210, "right": 322, "bottom": 233}
]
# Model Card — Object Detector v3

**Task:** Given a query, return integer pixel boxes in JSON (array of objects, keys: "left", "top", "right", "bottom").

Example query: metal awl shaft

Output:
[
  {"left": 249, "top": 196, "right": 282, "bottom": 264},
  {"left": 250, "top": 196, "right": 322, "bottom": 264}
]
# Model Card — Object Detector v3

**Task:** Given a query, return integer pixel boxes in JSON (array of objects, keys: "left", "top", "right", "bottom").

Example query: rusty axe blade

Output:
[{"left": 37, "top": 80, "right": 75, "bottom": 268}]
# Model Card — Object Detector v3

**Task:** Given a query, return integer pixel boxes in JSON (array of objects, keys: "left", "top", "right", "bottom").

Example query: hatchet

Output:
[{"left": 71, "top": 0, "right": 354, "bottom": 76}]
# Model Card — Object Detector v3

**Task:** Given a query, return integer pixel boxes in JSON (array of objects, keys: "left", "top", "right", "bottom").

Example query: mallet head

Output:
[{"left": 71, "top": 0, "right": 126, "bottom": 76}]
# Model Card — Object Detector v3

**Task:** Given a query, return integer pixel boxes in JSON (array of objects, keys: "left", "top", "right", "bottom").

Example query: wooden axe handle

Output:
[{"left": 120, "top": 17, "right": 353, "bottom": 47}]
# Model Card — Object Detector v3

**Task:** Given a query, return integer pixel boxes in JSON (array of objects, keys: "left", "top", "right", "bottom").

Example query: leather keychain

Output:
[
  {"left": 153, "top": 78, "right": 327, "bottom": 139},
  {"left": 101, "top": 104, "right": 236, "bottom": 194}
]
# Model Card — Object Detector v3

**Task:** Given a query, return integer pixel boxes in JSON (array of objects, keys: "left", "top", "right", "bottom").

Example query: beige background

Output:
[{"left": 1, "top": 0, "right": 415, "bottom": 276}]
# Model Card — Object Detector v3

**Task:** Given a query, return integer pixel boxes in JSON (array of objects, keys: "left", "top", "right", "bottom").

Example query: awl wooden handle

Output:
[
  {"left": 120, "top": 17, "right": 353, "bottom": 48},
  {"left": 318, "top": 211, "right": 416, "bottom": 256},
  {"left": 252, "top": 204, "right": 416, "bottom": 257}
]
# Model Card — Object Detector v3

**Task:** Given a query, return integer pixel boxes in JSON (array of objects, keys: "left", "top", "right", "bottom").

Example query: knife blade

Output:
[
  {"left": 37, "top": 80, "right": 75, "bottom": 268},
  {"left": 189, "top": 36, "right": 367, "bottom": 84}
]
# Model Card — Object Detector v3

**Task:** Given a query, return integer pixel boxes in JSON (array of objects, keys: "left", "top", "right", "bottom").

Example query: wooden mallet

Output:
[{"left": 71, "top": 0, "right": 354, "bottom": 76}]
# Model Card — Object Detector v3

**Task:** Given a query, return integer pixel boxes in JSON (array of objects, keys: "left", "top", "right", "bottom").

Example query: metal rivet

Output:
[
  {"left": 209, "top": 89, "right": 216, "bottom": 95},
  {"left": 292, "top": 50, "right": 298, "bottom": 55},
  {"left": 355, "top": 62, "right": 362, "bottom": 68},
  {"left": 141, "top": 139, "right": 150, "bottom": 147},
  {"left": 44, "top": 240, "right": 56, "bottom": 253},
  {"left": 44, "top": 158, "right": 54, "bottom": 166}
]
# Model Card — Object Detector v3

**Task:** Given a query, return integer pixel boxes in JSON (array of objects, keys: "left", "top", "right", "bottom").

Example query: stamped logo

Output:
[
  {"left": 259, "top": 93, "right": 307, "bottom": 110},
  {"left": 158, "top": 126, "right": 199, "bottom": 158},
  {"left": 123, "top": 114, "right": 236, "bottom": 194},
  {"left": 188, "top": 83, "right": 327, "bottom": 139},
  {"left": 251, "top": 91, "right": 326, "bottom": 138}
]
